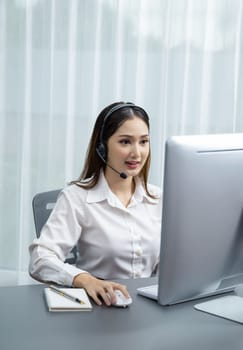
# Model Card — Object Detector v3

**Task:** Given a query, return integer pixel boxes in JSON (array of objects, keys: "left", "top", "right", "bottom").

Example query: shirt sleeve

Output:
[{"left": 29, "top": 188, "right": 86, "bottom": 286}]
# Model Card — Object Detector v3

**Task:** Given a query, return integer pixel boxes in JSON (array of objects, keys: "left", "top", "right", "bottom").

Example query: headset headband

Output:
[{"left": 99, "top": 102, "right": 148, "bottom": 145}]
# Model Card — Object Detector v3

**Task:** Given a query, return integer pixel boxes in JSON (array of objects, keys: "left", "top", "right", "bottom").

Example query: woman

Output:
[{"left": 29, "top": 102, "right": 162, "bottom": 306}]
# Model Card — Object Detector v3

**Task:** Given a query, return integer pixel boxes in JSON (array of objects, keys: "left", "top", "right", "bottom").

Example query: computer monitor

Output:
[{"left": 138, "top": 133, "right": 243, "bottom": 305}]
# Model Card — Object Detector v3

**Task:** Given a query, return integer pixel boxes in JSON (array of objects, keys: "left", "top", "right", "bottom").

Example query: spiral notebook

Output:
[{"left": 44, "top": 287, "right": 93, "bottom": 312}]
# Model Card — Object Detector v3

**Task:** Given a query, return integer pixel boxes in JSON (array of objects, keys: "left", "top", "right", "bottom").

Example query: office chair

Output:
[{"left": 32, "top": 189, "right": 78, "bottom": 264}]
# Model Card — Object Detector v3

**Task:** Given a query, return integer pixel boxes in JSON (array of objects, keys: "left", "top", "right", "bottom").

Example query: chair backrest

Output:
[
  {"left": 32, "top": 189, "right": 61, "bottom": 237},
  {"left": 32, "top": 189, "right": 77, "bottom": 264}
]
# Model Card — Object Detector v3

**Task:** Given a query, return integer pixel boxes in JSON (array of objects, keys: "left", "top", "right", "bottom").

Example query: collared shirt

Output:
[{"left": 29, "top": 172, "right": 162, "bottom": 286}]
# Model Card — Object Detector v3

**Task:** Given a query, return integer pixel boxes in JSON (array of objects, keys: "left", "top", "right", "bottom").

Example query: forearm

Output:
[{"left": 29, "top": 244, "right": 86, "bottom": 286}]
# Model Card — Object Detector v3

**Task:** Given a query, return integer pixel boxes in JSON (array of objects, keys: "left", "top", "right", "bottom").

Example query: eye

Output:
[
  {"left": 119, "top": 139, "right": 131, "bottom": 145},
  {"left": 140, "top": 139, "right": 150, "bottom": 145}
]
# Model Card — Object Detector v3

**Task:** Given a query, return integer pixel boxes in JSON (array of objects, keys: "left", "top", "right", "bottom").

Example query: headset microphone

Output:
[
  {"left": 96, "top": 147, "right": 127, "bottom": 179},
  {"left": 107, "top": 164, "right": 127, "bottom": 179}
]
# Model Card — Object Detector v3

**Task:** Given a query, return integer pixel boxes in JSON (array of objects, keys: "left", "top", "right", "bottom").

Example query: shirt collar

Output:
[
  {"left": 86, "top": 171, "right": 160, "bottom": 205},
  {"left": 132, "top": 176, "right": 160, "bottom": 205},
  {"left": 86, "top": 172, "right": 111, "bottom": 203}
]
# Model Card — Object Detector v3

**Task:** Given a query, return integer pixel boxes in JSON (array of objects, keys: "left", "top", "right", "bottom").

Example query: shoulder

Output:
[{"left": 59, "top": 183, "right": 89, "bottom": 204}]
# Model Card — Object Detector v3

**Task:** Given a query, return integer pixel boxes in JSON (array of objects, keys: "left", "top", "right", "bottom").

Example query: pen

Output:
[{"left": 49, "top": 285, "right": 86, "bottom": 305}]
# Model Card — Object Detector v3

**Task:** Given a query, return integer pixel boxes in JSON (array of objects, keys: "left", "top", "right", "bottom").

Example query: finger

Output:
[
  {"left": 114, "top": 284, "right": 130, "bottom": 298},
  {"left": 87, "top": 290, "right": 103, "bottom": 306},
  {"left": 98, "top": 288, "right": 112, "bottom": 306},
  {"left": 105, "top": 285, "right": 117, "bottom": 304}
]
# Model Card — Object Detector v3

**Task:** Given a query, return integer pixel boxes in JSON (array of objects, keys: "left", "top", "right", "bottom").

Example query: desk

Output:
[{"left": 0, "top": 277, "right": 242, "bottom": 350}]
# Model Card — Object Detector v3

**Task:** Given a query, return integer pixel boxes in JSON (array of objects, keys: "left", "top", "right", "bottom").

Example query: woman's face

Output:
[{"left": 106, "top": 117, "right": 150, "bottom": 179}]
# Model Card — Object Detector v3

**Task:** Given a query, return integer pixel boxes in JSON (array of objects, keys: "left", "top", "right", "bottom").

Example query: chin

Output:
[{"left": 127, "top": 169, "right": 141, "bottom": 177}]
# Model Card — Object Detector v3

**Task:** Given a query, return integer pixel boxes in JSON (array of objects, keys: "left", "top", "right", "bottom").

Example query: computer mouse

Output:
[{"left": 107, "top": 290, "right": 133, "bottom": 308}]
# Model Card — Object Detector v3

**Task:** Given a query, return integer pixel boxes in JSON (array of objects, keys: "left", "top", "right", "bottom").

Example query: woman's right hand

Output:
[{"left": 72, "top": 273, "right": 130, "bottom": 306}]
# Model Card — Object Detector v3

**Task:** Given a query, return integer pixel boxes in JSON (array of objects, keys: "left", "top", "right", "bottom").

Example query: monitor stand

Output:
[
  {"left": 194, "top": 294, "right": 243, "bottom": 324},
  {"left": 194, "top": 275, "right": 243, "bottom": 324},
  {"left": 137, "top": 274, "right": 243, "bottom": 304}
]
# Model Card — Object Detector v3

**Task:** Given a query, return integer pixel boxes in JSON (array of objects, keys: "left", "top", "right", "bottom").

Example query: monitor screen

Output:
[
  {"left": 157, "top": 133, "right": 243, "bottom": 305},
  {"left": 138, "top": 134, "right": 243, "bottom": 305}
]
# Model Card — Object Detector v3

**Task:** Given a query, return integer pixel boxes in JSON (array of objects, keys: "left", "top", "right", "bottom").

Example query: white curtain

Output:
[{"left": 0, "top": 0, "right": 243, "bottom": 284}]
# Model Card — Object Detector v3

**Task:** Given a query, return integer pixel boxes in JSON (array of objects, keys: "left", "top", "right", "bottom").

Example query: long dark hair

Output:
[{"left": 71, "top": 102, "right": 155, "bottom": 198}]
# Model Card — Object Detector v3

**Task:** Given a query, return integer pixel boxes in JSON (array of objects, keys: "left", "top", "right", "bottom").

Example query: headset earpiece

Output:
[{"left": 96, "top": 142, "right": 107, "bottom": 161}]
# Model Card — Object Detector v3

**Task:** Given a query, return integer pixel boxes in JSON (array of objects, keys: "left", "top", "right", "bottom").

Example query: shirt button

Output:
[{"left": 135, "top": 250, "right": 142, "bottom": 257}]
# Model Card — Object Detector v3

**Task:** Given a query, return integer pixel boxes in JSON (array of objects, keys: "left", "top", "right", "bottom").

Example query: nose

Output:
[{"left": 130, "top": 143, "right": 141, "bottom": 157}]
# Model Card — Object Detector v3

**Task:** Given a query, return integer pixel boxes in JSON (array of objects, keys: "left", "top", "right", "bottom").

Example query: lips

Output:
[{"left": 125, "top": 161, "right": 140, "bottom": 169}]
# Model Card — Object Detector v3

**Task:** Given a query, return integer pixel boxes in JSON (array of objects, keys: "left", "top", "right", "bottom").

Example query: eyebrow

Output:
[{"left": 118, "top": 134, "right": 150, "bottom": 138}]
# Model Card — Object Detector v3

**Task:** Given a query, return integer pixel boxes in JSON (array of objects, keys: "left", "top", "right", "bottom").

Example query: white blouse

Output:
[{"left": 29, "top": 172, "right": 162, "bottom": 286}]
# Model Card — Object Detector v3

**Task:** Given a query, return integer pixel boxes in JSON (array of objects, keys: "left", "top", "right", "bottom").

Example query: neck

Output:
[
  {"left": 104, "top": 168, "right": 131, "bottom": 190},
  {"left": 104, "top": 169, "right": 135, "bottom": 207}
]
